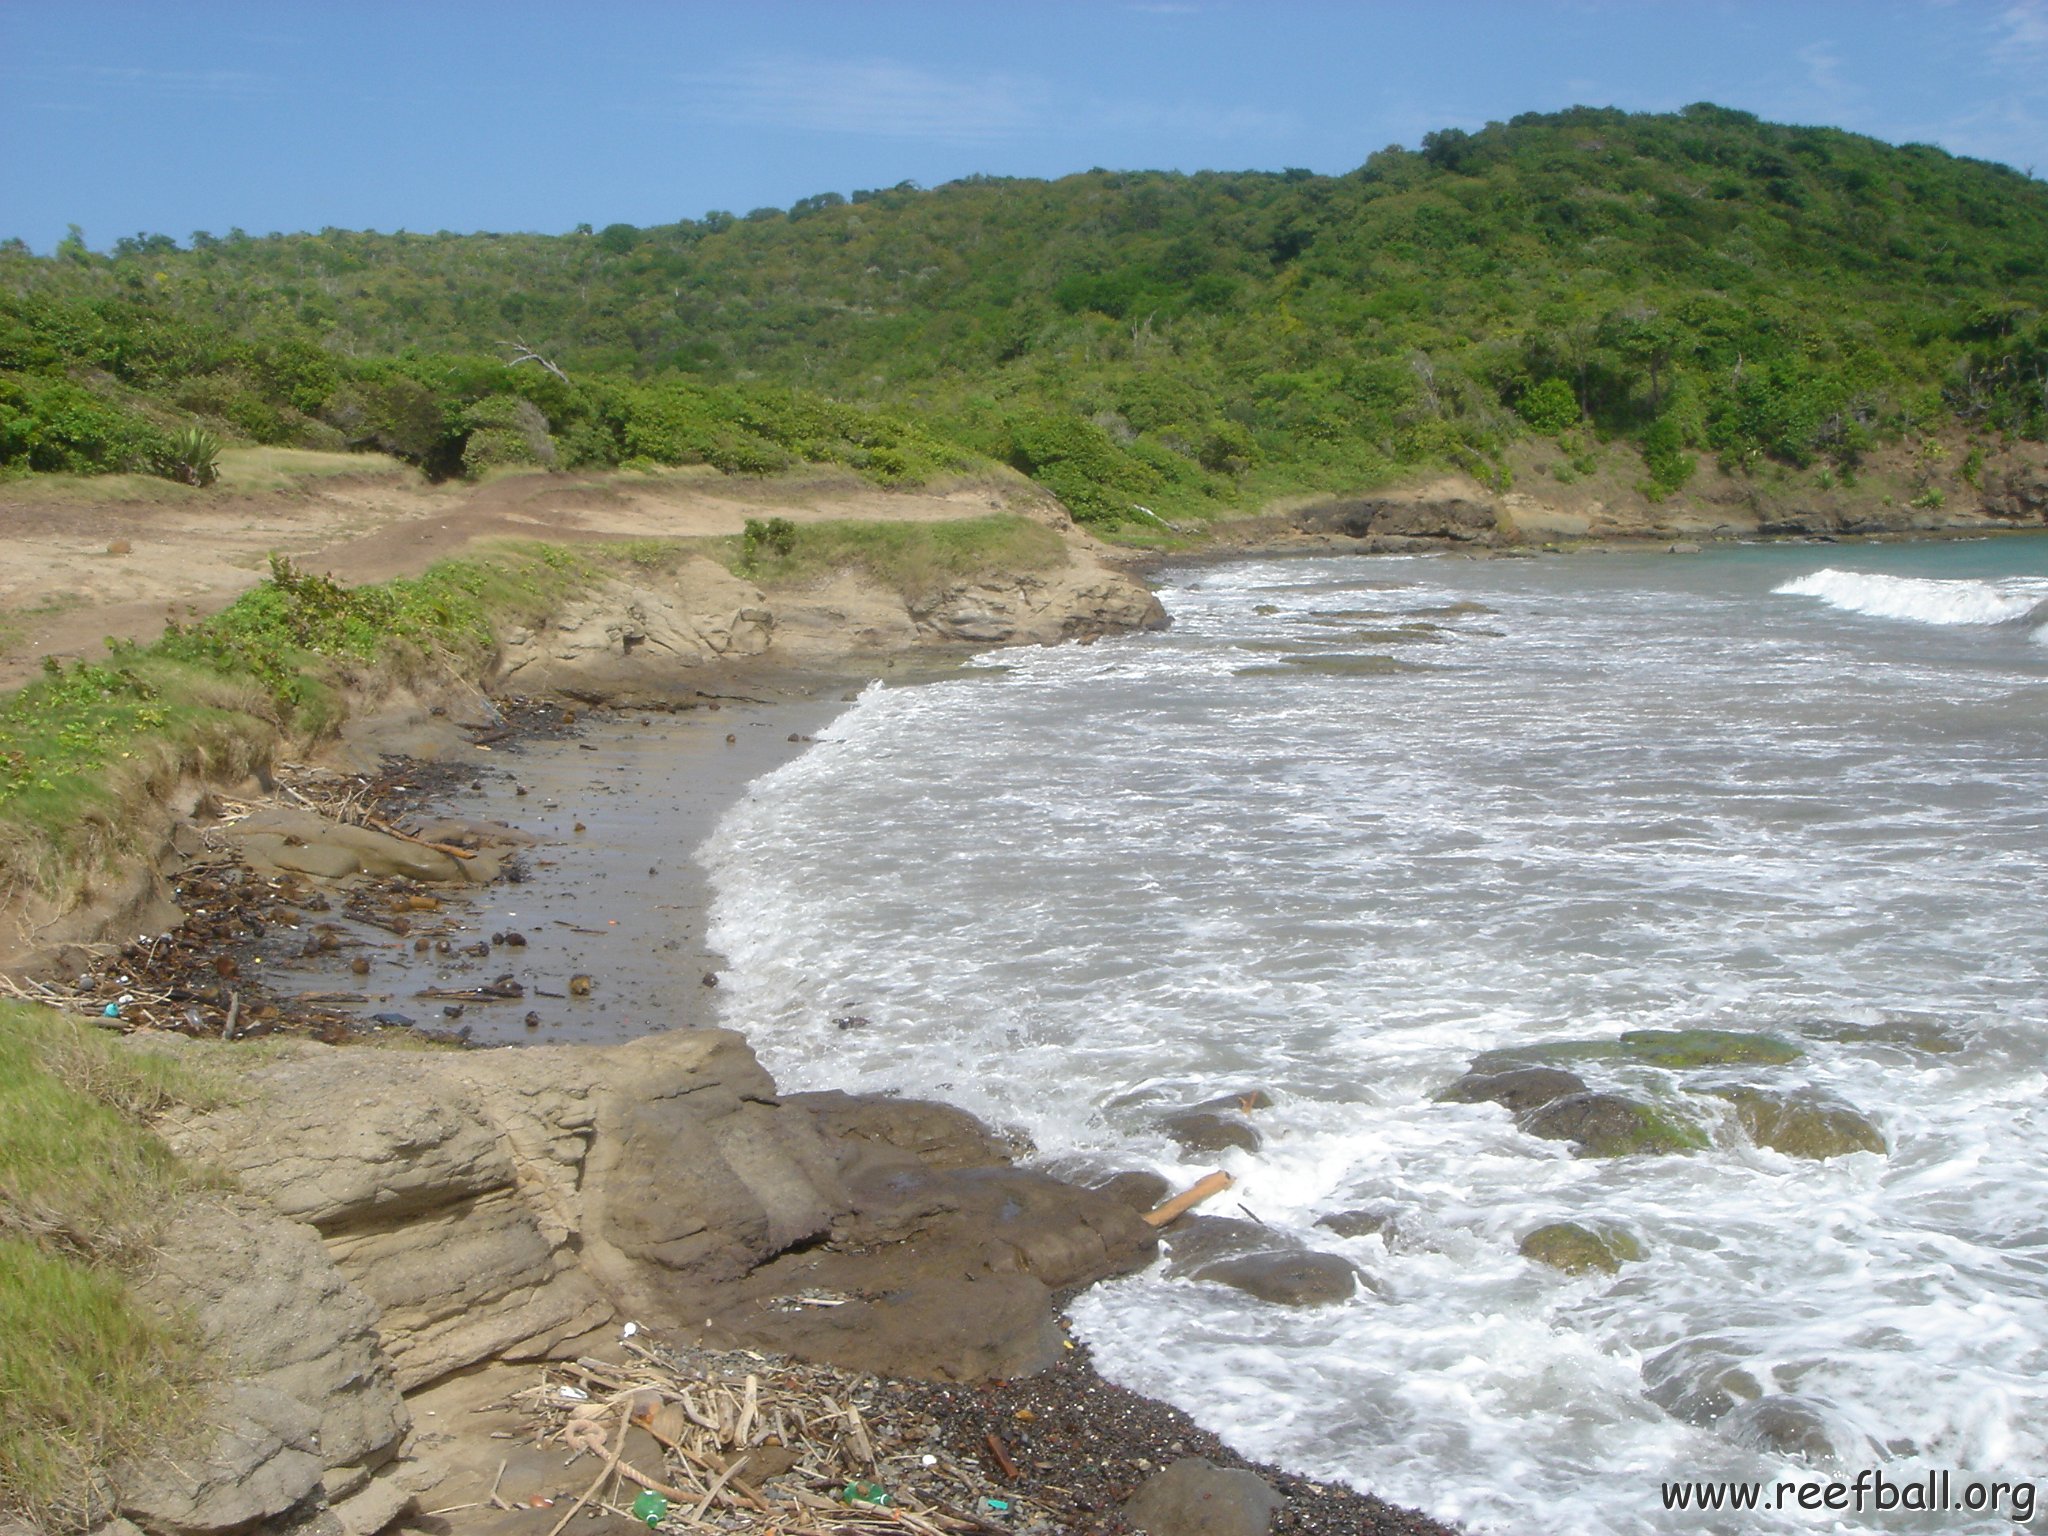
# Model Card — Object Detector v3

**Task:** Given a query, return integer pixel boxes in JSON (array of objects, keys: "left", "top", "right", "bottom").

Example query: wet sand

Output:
[{"left": 263, "top": 692, "right": 858, "bottom": 1045}]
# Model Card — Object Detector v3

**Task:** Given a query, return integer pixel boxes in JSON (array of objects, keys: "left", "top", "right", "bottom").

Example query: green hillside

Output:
[{"left": 4, "top": 103, "right": 2045, "bottom": 524}]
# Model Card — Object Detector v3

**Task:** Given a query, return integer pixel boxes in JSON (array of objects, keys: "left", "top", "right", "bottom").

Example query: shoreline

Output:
[
  {"left": 66, "top": 671, "right": 1464, "bottom": 1536},
  {"left": 10, "top": 511, "right": 2042, "bottom": 1534}
]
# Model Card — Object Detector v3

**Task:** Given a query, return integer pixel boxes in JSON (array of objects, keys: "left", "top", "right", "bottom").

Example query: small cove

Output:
[{"left": 697, "top": 538, "right": 2048, "bottom": 1535}]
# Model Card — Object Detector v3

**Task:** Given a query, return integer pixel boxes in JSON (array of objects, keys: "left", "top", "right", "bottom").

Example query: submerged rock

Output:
[
  {"left": 1092, "top": 1169, "right": 1174, "bottom": 1213},
  {"left": 1714, "top": 1087, "right": 1887, "bottom": 1159},
  {"left": 1193, "top": 1250, "right": 1361, "bottom": 1307},
  {"left": 1518, "top": 1092, "right": 1706, "bottom": 1157},
  {"left": 1470, "top": 1028, "right": 1803, "bottom": 1076},
  {"left": 1161, "top": 1217, "right": 1279, "bottom": 1276},
  {"left": 1159, "top": 1109, "right": 1262, "bottom": 1155},
  {"left": 1719, "top": 1395, "right": 1859, "bottom": 1463},
  {"left": 1162, "top": 1218, "right": 1363, "bottom": 1306},
  {"left": 1793, "top": 1016, "right": 1968, "bottom": 1055},
  {"left": 1643, "top": 1336, "right": 1766, "bottom": 1426},
  {"left": 1518, "top": 1221, "right": 1645, "bottom": 1274},
  {"left": 1122, "top": 1456, "right": 1283, "bottom": 1536},
  {"left": 1315, "top": 1204, "right": 1416, "bottom": 1249},
  {"left": 1436, "top": 1065, "right": 1589, "bottom": 1114}
]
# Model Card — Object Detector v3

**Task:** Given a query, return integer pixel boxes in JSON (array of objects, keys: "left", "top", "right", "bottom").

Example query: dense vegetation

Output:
[{"left": 4, "top": 104, "right": 2046, "bottom": 522}]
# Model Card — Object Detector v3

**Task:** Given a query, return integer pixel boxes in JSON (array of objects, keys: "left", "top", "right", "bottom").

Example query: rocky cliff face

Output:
[
  {"left": 496, "top": 546, "right": 1167, "bottom": 703},
  {"left": 108, "top": 1030, "right": 1156, "bottom": 1536}
]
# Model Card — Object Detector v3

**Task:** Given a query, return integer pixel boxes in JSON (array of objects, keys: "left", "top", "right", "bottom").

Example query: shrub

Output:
[
  {"left": 154, "top": 426, "right": 221, "bottom": 487},
  {"left": 0, "top": 376, "right": 159, "bottom": 474},
  {"left": 459, "top": 395, "right": 556, "bottom": 477},
  {"left": 1518, "top": 377, "right": 1581, "bottom": 434},
  {"left": 740, "top": 516, "right": 798, "bottom": 568}
]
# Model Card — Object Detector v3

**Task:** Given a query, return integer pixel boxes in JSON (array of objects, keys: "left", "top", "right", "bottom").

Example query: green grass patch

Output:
[
  {"left": 0, "top": 1002, "right": 219, "bottom": 1526},
  {"left": 0, "top": 544, "right": 601, "bottom": 903},
  {"left": 717, "top": 514, "right": 1067, "bottom": 599},
  {"left": 213, "top": 446, "right": 414, "bottom": 494}
]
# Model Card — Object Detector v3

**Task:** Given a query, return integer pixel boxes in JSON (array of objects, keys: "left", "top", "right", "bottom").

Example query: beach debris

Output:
[
  {"left": 701, "top": 971, "right": 718, "bottom": 988},
  {"left": 628, "top": 1489, "right": 669, "bottom": 1526},
  {"left": 569, "top": 973, "right": 594, "bottom": 997},
  {"left": 514, "top": 1340, "right": 1072, "bottom": 1534},
  {"left": 1143, "top": 1171, "right": 1236, "bottom": 1228}
]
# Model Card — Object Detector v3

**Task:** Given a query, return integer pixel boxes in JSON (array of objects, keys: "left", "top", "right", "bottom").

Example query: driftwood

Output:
[
  {"left": 1143, "top": 1170, "right": 1235, "bottom": 1227},
  {"left": 363, "top": 813, "right": 476, "bottom": 860}
]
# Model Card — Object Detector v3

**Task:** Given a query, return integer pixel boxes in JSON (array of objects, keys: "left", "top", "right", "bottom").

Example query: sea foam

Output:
[{"left": 1775, "top": 567, "right": 2048, "bottom": 632}]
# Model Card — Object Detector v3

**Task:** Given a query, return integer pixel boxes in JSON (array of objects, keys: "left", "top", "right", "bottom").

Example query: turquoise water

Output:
[{"left": 704, "top": 537, "right": 2048, "bottom": 1534}]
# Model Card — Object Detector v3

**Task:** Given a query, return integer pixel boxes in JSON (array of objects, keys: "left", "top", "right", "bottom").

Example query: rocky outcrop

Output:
[
  {"left": 160, "top": 1030, "right": 841, "bottom": 1388},
  {"left": 1293, "top": 482, "right": 1501, "bottom": 547},
  {"left": 911, "top": 567, "right": 1168, "bottom": 644},
  {"left": 1981, "top": 459, "right": 2048, "bottom": 522},
  {"left": 112, "top": 1198, "right": 413, "bottom": 1536},
  {"left": 138, "top": 1029, "right": 1159, "bottom": 1532},
  {"left": 495, "top": 545, "right": 1166, "bottom": 702},
  {"left": 496, "top": 558, "right": 775, "bottom": 700}
]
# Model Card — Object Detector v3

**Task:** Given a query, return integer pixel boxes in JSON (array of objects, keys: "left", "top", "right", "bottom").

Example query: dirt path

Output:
[{"left": 0, "top": 455, "right": 1030, "bottom": 689}]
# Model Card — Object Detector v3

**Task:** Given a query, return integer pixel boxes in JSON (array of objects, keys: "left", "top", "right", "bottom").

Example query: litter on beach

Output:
[{"left": 510, "top": 1340, "right": 1039, "bottom": 1533}]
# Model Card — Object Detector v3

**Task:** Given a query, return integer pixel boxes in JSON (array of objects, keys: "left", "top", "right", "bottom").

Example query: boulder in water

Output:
[
  {"left": 1470, "top": 1028, "right": 1803, "bottom": 1076},
  {"left": 1644, "top": 1337, "right": 1766, "bottom": 1426},
  {"left": 1159, "top": 1109, "right": 1262, "bottom": 1156},
  {"left": 1193, "top": 1250, "right": 1361, "bottom": 1307},
  {"left": 1719, "top": 1395, "right": 1857, "bottom": 1463},
  {"left": 1316, "top": 1204, "right": 1416, "bottom": 1249},
  {"left": 1518, "top": 1092, "right": 1706, "bottom": 1157},
  {"left": 1436, "top": 1065, "right": 1589, "bottom": 1114},
  {"left": 1518, "top": 1221, "right": 1645, "bottom": 1274},
  {"left": 1715, "top": 1087, "right": 1887, "bottom": 1159},
  {"left": 1160, "top": 1217, "right": 1279, "bottom": 1277}
]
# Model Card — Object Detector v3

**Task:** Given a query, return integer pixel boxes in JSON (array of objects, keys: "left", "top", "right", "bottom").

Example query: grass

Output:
[
  {"left": 212, "top": 446, "right": 414, "bottom": 494},
  {"left": 0, "top": 543, "right": 599, "bottom": 906},
  {"left": 715, "top": 513, "right": 1068, "bottom": 599},
  {"left": 0, "top": 1002, "right": 225, "bottom": 1527},
  {"left": 0, "top": 449, "right": 415, "bottom": 507}
]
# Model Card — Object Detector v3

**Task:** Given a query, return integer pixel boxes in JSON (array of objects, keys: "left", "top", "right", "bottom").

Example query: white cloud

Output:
[
  {"left": 0, "top": 61, "right": 279, "bottom": 103},
  {"left": 1796, "top": 41, "right": 1847, "bottom": 99},
  {"left": 1991, "top": 0, "right": 2048, "bottom": 61}
]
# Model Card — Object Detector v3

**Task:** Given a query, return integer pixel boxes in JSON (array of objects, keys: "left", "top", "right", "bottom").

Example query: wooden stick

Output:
[
  {"left": 544, "top": 1411, "right": 628, "bottom": 1536},
  {"left": 982, "top": 1431, "right": 1018, "bottom": 1482},
  {"left": 686, "top": 1451, "right": 750, "bottom": 1523},
  {"left": 364, "top": 813, "right": 477, "bottom": 860},
  {"left": 1142, "top": 1170, "right": 1235, "bottom": 1227},
  {"left": 629, "top": 1410, "right": 771, "bottom": 1511}
]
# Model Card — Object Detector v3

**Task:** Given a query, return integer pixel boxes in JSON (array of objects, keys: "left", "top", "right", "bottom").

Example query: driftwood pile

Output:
[{"left": 507, "top": 1342, "right": 1040, "bottom": 1535}]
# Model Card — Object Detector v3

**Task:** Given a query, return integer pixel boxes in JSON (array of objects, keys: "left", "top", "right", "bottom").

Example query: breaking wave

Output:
[{"left": 1776, "top": 567, "right": 2048, "bottom": 639}]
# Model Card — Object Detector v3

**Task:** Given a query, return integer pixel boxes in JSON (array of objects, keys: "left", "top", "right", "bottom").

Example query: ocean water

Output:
[{"left": 701, "top": 537, "right": 2048, "bottom": 1534}]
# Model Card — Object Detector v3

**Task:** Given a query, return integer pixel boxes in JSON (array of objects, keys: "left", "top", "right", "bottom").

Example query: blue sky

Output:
[{"left": 3, "top": 1, "right": 2045, "bottom": 253}]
